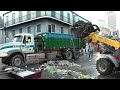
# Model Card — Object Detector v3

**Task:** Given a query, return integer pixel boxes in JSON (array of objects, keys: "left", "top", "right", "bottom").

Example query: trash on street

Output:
[{"left": 42, "top": 60, "right": 92, "bottom": 79}]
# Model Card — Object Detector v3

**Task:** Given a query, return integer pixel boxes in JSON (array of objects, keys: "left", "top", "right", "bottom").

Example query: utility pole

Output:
[{"left": 4, "top": 24, "right": 6, "bottom": 43}]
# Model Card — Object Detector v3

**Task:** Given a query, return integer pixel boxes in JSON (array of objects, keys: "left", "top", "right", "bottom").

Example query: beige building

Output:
[
  {"left": 99, "top": 27, "right": 111, "bottom": 36},
  {"left": 112, "top": 30, "right": 119, "bottom": 39},
  {"left": 99, "top": 27, "right": 119, "bottom": 39}
]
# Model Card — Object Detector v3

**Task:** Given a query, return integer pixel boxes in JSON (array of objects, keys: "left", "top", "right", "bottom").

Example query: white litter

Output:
[
  {"left": 31, "top": 68, "right": 34, "bottom": 70},
  {"left": 41, "top": 60, "right": 91, "bottom": 79}
]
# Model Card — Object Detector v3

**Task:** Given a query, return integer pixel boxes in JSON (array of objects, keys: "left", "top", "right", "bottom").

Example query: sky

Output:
[
  {"left": 0, "top": 11, "right": 120, "bottom": 30},
  {"left": 74, "top": 11, "right": 120, "bottom": 30}
]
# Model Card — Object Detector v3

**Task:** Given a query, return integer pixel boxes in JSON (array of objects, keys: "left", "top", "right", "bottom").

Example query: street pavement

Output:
[{"left": 0, "top": 52, "right": 120, "bottom": 79}]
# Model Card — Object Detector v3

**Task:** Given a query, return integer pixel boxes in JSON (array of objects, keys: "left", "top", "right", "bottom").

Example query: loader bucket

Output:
[{"left": 70, "top": 20, "right": 100, "bottom": 38}]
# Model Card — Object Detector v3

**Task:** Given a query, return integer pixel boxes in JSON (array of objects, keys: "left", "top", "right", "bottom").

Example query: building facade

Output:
[
  {"left": 99, "top": 27, "right": 111, "bottom": 36},
  {"left": 0, "top": 16, "right": 4, "bottom": 44},
  {"left": 112, "top": 30, "right": 119, "bottom": 39},
  {"left": 106, "top": 11, "right": 116, "bottom": 35},
  {"left": 1, "top": 11, "right": 90, "bottom": 44}
]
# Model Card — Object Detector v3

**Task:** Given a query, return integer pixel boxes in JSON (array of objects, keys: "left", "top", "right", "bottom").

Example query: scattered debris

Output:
[
  {"left": 31, "top": 68, "right": 34, "bottom": 70},
  {"left": 42, "top": 60, "right": 91, "bottom": 79},
  {"left": 35, "top": 69, "right": 39, "bottom": 71},
  {"left": 61, "top": 77, "right": 65, "bottom": 79}
]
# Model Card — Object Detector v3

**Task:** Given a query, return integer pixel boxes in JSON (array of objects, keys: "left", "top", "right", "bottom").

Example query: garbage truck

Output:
[{"left": 0, "top": 31, "right": 87, "bottom": 67}]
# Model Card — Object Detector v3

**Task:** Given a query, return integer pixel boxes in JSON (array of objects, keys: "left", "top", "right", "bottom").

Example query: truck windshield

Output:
[{"left": 13, "top": 35, "right": 23, "bottom": 42}]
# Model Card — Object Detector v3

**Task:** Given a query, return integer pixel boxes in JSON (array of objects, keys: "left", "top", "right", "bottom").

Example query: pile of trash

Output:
[
  {"left": 44, "top": 60, "right": 81, "bottom": 67},
  {"left": 42, "top": 60, "right": 92, "bottom": 79}
]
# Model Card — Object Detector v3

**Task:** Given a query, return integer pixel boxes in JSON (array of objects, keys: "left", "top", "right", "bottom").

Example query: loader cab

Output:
[{"left": 13, "top": 33, "right": 35, "bottom": 54}]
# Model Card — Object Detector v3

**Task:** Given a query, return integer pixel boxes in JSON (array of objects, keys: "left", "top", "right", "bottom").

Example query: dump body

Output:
[{"left": 35, "top": 33, "right": 86, "bottom": 50}]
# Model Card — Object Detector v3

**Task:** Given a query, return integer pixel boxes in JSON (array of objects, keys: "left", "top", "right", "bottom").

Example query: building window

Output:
[
  {"left": 61, "top": 27, "right": 64, "bottom": 34},
  {"left": 48, "top": 24, "right": 55, "bottom": 33},
  {"left": 19, "top": 11, "right": 22, "bottom": 22},
  {"left": 27, "top": 26, "right": 31, "bottom": 33},
  {"left": 36, "top": 11, "right": 41, "bottom": 18},
  {"left": 5, "top": 31, "right": 8, "bottom": 38},
  {"left": 67, "top": 13, "right": 70, "bottom": 23},
  {"left": 12, "top": 30, "right": 15, "bottom": 36},
  {"left": 12, "top": 13, "right": 15, "bottom": 24},
  {"left": 52, "top": 24, "right": 55, "bottom": 32},
  {"left": 27, "top": 11, "right": 31, "bottom": 20},
  {"left": 37, "top": 24, "right": 41, "bottom": 32},
  {"left": 48, "top": 25, "right": 51, "bottom": 32},
  {"left": 60, "top": 11, "right": 64, "bottom": 21},
  {"left": 19, "top": 28, "right": 22, "bottom": 33},
  {"left": 6, "top": 16, "right": 9, "bottom": 26},
  {"left": 73, "top": 15, "right": 75, "bottom": 24},
  {"left": 51, "top": 11, "right": 55, "bottom": 18}
]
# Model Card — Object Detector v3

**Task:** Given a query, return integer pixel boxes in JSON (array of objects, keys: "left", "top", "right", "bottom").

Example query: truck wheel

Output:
[
  {"left": 73, "top": 51, "right": 80, "bottom": 59},
  {"left": 96, "top": 58, "right": 113, "bottom": 76},
  {"left": 9, "top": 54, "right": 24, "bottom": 67},
  {"left": 64, "top": 50, "right": 73, "bottom": 60}
]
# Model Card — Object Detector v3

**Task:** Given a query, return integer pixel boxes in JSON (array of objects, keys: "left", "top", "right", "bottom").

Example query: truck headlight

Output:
[{"left": 0, "top": 53, "right": 8, "bottom": 57}]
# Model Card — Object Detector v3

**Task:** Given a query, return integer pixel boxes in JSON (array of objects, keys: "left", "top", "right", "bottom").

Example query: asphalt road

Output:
[{"left": 0, "top": 52, "right": 120, "bottom": 79}]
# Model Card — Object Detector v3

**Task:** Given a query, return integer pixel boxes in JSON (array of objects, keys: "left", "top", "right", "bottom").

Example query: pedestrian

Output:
[
  {"left": 80, "top": 48, "right": 84, "bottom": 56},
  {"left": 88, "top": 43, "right": 94, "bottom": 58},
  {"left": 97, "top": 43, "right": 100, "bottom": 52}
]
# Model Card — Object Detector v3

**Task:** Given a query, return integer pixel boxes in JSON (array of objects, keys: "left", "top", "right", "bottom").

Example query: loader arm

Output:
[
  {"left": 70, "top": 20, "right": 120, "bottom": 49},
  {"left": 84, "top": 32, "right": 120, "bottom": 49}
]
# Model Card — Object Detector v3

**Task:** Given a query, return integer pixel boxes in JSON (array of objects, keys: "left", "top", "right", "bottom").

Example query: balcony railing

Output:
[{"left": 5, "top": 11, "right": 89, "bottom": 27}]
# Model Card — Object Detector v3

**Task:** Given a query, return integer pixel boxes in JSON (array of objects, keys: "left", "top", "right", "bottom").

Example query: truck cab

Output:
[
  {"left": 13, "top": 33, "right": 35, "bottom": 53},
  {"left": 0, "top": 33, "right": 36, "bottom": 67}
]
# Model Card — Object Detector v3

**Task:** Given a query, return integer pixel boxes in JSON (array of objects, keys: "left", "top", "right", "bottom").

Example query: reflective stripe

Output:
[{"left": 0, "top": 45, "right": 34, "bottom": 50}]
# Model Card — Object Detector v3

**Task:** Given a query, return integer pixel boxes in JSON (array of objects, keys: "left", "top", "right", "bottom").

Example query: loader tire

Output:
[{"left": 96, "top": 58, "right": 113, "bottom": 76}]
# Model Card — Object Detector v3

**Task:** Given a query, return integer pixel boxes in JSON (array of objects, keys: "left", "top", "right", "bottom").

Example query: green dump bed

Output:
[{"left": 37, "top": 33, "right": 86, "bottom": 49}]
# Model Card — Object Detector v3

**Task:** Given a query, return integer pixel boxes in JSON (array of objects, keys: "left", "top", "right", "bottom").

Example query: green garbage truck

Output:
[
  {"left": 34, "top": 32, "right": 86, "bottom": 59},
  {"left": 0, "top": 32, "right": 86, "bottom": 67}
]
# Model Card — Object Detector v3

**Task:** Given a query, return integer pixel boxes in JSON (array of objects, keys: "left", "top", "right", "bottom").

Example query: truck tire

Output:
[
  {"left": 64, "top": 50, "right": 73, "bottom": 60},
  {"left": 9, "top": 54, "right": 24, "bottom": 67},
  {"left": 96, "top": 58, "right": 113, "bottom": 76},
  {"left": 73, "top": 50, "right": 80, "bottom": 60}
]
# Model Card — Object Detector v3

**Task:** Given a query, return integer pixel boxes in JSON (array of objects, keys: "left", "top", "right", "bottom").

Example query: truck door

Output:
[{"left": 22, "top": 35, "right": 34, "bottom": 53}]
